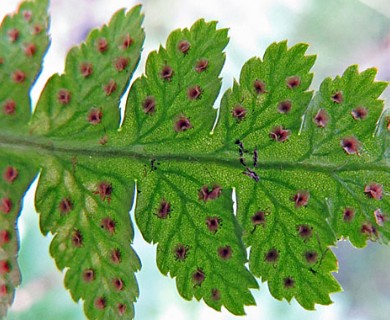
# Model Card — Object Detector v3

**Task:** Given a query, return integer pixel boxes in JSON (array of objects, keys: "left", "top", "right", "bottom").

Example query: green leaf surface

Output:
[
  {"left": 31, "top": 5, "right": 144, "bottom": 138},
  {"left": 305, "top": 66, "right": 389, "bottom": 248},
  {"left": 121, "top": 20, "right": 259, "bottom": 314},
  {"left": 135, "top": 164, "right": 259, "bottom": 315},
  {"left": 218, "top": 43, "right": 389, "bottom": 308},
  {"left": 29, "top": 6, "right": 145, "bottom": 320},
  {"left": 0, "top": 150, "right": 38, "bottom": 318},
  {"left": 0, "top": 0, "right": 49, "bottom": 317},
  {"left": 122, "top": 19, "right": 228, "bottom": 147},
  {"left": 0, "top": 2, "right": 389, "bottom": 319},
  {"left": 35, "top": 155, "right": 140, "bottom": 319},
  {"left": 0, "top": 0, "right": 49, "bottom": 131}
]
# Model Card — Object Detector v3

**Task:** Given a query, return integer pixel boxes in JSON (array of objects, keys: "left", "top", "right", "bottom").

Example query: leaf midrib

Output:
[{"left": 1, "top": 131, "right": 388, "bottom": 173}]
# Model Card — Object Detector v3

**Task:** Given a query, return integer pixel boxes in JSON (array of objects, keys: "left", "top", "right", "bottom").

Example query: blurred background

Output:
[{"left": 1, "top": 0, "right": 390, "bottom": 319}]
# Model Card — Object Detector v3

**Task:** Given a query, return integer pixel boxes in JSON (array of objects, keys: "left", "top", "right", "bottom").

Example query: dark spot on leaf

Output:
[
  {"left": 361, "top": 223, "right": 378, "bottom": 238},
  {"left": 101, "top": 217, "right": 116, "bottom": 234},
  {"left": 12, "top": 70, "right": 26, "bottom": 83},
  {"left": 94, "top": 297, "right": 106, "bottom": 310},
  {"left": 80, "top": 63, "right": 93, "bottom": 78},
  {"left": 142, "top": 96, "right": 156, "bottom": 114},
  {"left": 305, "top": 251, "right": 318, "bottom": 264},
  {"left": 195, "top": 59, "right": 208, "bottom": 73},
  {"left": 57, "top": 89, "right": 71, "bottom": 105},
  {"left": 218, "top": 246, "right": 232, "bottom": 260},
  {"left": 32, "top": 24, "right": 43, "bottom": 35},
  {"left": 0, "top": 198, "right": 12, "bottom": 214},
  {"left": 374, "top": 209, "right": 386, "bottom": 226},
  {"left": 293, "top": 191, "right": 310, "bottom": 207},
  {"left": 253, "top": 79, "right": 266, "bottom": 94},
  {"left": 297, "top": 224, "right": 313, "bottom": 239},
  {"left": 0, "top": 261, "right": 11, "bottom": 275},
  {"left": 0, "top": 285, "right": 8, "bottom": 297},
  {"left": 343, "top": 207, "right": 355, "bottom": 222},
  {"left": 104, "top": 80, "right": 117, "bottom": 96},
  {"left": 96, "top": 182, "right": 112, "bottom": 203},
  {"left": 286, "top": 76, "right": 301, "bottom": 89},
  {"left": 113, "top": 278, "right": 124, "bottom": 291},
  {"left": 251, "top": 211, "right": 266, "bottom": 226},
  {"left": 83, "top": 269, "right": 95, "bottom": 282},
  {"left": 174, "top": 244, "right": 189, "bottom": 261},
  {"left": 97, "top": 38, "right": 108, "bottom": 53},
  {"left": 283, "top": 277, "right": 295, "bottom": 289},
  {"left": 314, "top": 109, "right": 329, "bottom": 128},
  {"left": 206, "top": 216, "right": 221, "bottom": 233},
  {"left": 331, "top": 91, "right": 343, "bottom": 104},
  {"left": 187, "top": 85, "right": 202, "bottom": 100},
  {"left": 114, "top": 57, "right": 129, "bottom": 71},
  {"left": 386, "top": 116, "right": 390, "bottom": 132},
  {"left": 269, "top": 126, "right": 291, "bottom": 142},
  {"left": 87, "top": 108, "right": 103, "bottom": 125},
  {"left": 111, "top": 249, "right": 121, "bottom": 264},
  {"left": 121, "top": 34, "right": 133, "bottom": 49},
  {"left": 160, "top": 65, "right": 173, "bottom": 81},
  {"left": 24, "top": 43, "right": 37, "bottom": 57},
  {"left": 72, "top": 230, "right": 83, "bottom": 247},
  {"left": 351, "top": 107, "right": 368, "bottom": 120},
  {"left": 0, "top": 230, "right": 11, "bottom": 246},
  {"left": 3, "top": 166, "right": 18, "bottom": 183},
  {"left": 0, "top": 57, "right": 4, "bottom": 65},
  {"left": 118, "top": 303, "right": 126, "bottom": 316},
  {"left": 157, "top": 200, "right": 171, "bottom": 219},
  {"left": 199, "top": 185, "right": 222, "bottom": 202},
  {"left": 364, "top": 183, "right": 383, "bottom": 200},
  {"left": 278, "top": 100, "right": 292, "bottom": 114},
  {"left": 178, "top": 40, "right": 190, "bottom": 54},
  {"left": 232, "top": 104, "right": 247, "bottom": 120},
  {"left": 59, "top": 197, "right": 73, "bottom": 215},
  {"left": 3, "top": 100, "right": 16, "bottom": 115},
  {"left": 22, "top": 10, "right": 32, "bottom": 22},
  {"left": 174, "top": 116, "right": 192, "bottom": 132},
  {"left": 8, "top": 29, "right": 19, "bottom": 42},
  {"left": 265, "top": 248, "right": 279, "bottom": 263},
  {"left": 211, "top": 289, "right": 221, "bottom": 301},
  {"left": 192, "top": 268, "right": 205, "bottom": 286},
  {"left": 341, "top": 136, "right": 360, "bottom": 155}
]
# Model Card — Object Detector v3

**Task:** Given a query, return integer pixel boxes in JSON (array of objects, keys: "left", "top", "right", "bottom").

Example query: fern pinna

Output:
[{"left": 0, "top": 0, "right": 389, "bottom": 319}]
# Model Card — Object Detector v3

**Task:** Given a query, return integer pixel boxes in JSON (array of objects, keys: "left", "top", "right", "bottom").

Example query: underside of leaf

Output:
[
  {"left": 123, "top": 20, "right": 259, "bottom": 315},
  {"left": 29, "top": 6, "right": 146, "bottom": 319},
  {"left": 35, "top": 156, "right": 141, "bottom": 319},
  {"left": 0, "top": 0, "right": 49, "bottom": 316},
  {"left": 0, "top": 1, "right": 389, "bottom": 319},
  {"left": 218, "top": 43, "right": 388, "bottom": 308}
]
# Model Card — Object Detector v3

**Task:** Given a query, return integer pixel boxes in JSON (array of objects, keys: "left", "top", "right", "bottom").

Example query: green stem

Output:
[{"left": 0, "top": 131, "right": 388, "bottom": 173}]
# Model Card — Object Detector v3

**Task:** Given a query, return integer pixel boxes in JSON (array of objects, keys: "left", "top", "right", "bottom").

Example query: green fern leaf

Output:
[
  {"left": 30, "top": 6, "right": 145, "bottom": 319},
  {"left": 0, "top": 2, "right": 389, "bottom": 319},
  {"left": 30, "top": 6, "right": 144, "bottom": 137},
  {"left": 218, "top": 43, "right": 389, "bottom": 309},
  {"left": 0, "top": 0, "right": 49, "bottom": 316},
  {"left": 306, "top": 65, "right": 389, "bottom": 247},
  {"left": 121, "top": 20, "right": 258, "bottom": 315}
]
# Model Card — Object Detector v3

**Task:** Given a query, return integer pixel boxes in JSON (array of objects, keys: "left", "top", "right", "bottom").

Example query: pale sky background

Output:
[{"left": 1, "top": 0, "right": 390, "bottom": 319}]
